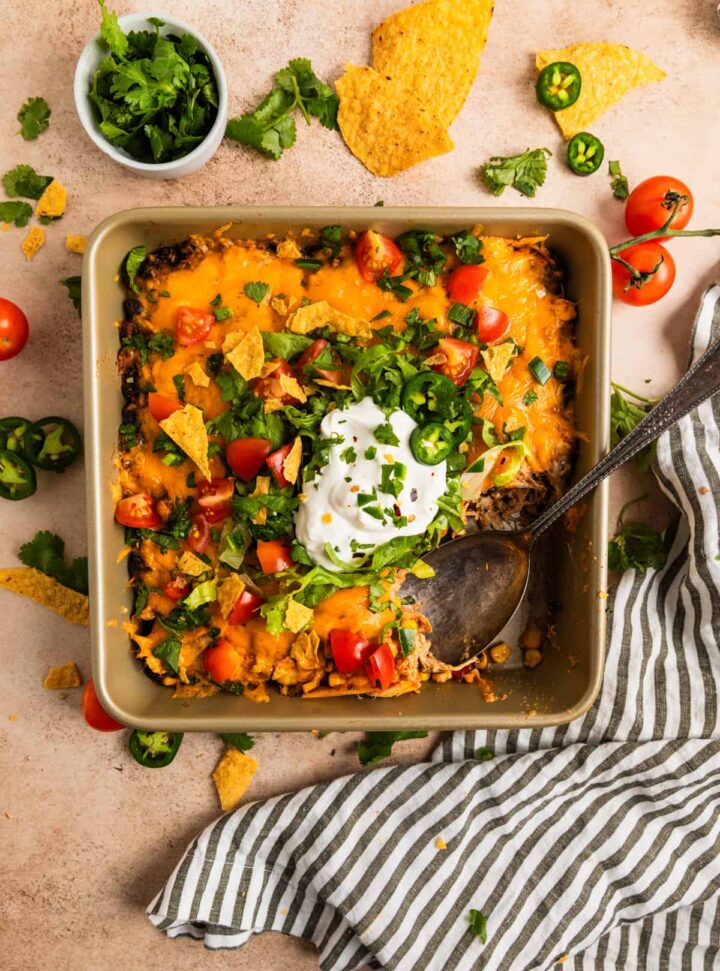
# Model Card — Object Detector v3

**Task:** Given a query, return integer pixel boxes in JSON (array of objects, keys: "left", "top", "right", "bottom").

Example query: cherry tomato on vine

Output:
[
  {"left": 611, "top": 242, "right": 676, "bottom": 306},
  {"left": 625, "top": 176, "right": 693, "bottom": 239}
]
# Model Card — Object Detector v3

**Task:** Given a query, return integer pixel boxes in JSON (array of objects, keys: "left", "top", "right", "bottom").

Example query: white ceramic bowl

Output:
[{"left": 74, "top": 12, "right": 227, "bottom": 179}]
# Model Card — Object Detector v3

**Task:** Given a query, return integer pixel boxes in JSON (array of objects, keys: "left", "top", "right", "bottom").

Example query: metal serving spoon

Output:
[{"left": 402, "top": 336, "right": 720, "bottom": 667}]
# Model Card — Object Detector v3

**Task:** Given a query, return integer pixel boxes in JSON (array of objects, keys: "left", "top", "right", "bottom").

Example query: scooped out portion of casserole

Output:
[{"left": 115, "top": 225, "right": 579, "bottom": 702}]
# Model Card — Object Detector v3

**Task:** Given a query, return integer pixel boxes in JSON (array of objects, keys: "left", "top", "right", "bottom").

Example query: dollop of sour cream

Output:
[{"left": 295, "top": 397, "right": 447, "bottom": 571}]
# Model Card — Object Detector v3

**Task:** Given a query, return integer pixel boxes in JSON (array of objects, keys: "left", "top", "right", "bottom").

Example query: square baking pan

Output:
[{"left": 83, "top": 206, "right": 610, "bottom": 732}]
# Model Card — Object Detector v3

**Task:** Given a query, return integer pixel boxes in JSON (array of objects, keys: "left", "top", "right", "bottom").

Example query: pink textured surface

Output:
[{"left": 1, "top": 1, "right": 718, "bottom": 968}]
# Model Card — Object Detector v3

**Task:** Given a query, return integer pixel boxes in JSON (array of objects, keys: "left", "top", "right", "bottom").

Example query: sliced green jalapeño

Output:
[
  {"left": 410, "top": 422, "right": 455, "bottom": 465},
  {"left": 129, "top": 730, "right": 183, "bottom": 768},
  {"left": 536, "top": 61, "right": 582, "bottom": 111},
  {"left": 567, "top": 132, "right": 605, "bottom": 176},
  {"left": 23, "top": 417, "right": 82, "bottom": 472},
  {"left": 0, "top": 449, "right": 37, "bottom": 500}
]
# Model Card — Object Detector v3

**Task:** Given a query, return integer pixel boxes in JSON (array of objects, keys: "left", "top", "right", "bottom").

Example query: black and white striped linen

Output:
[{"left": 148, "top": 286, "right": 720, "bottom": 971}]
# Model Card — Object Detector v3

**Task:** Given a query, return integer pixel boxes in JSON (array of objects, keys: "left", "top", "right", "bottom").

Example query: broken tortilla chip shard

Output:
[
  {"left": 223, "top": 327, "right": 265, "bottom": 380},
  {"left": 177, "top": 551, "right": 209, "bottom": 577},
  {"left": 21, "top": 226, "right": 45, "bottom": 261},
  {"left": 184, "top": 361, "right": 209, "bottom": 387},
  {"left": 43, "top": 661, "right": 83, "bottom": 689},
  {"left": 372, "top": 0, "right": 495, "bottom": 127},
  {"left": 217, "top": 573, "right": 245, "bottom": 618},
  {"left": 35, "top": 179, "right": 67, "bottom": 219},
  {"left": 535, "top": 43, "right": 665, "bottom": 139},
  {"left": 159, "top": 403, "right": 211, "bottom": 481},
  {"left": 0, "top": 568, "right": 89, "bottom": 625},
  {"left": 285, "top": 598, "right": 314, "bottom": 633},
  {"left": 282, "top": 437, "right": 303, "bottom": 485},
  {"left": 289, "top": 298, "right": 372, "bottom": 339},
  {"left": 65, "top": 234, "right": 86, "bottom": 254},
  {"left": 336, "top": 65, "right": 453, "bottom": 177},
  {"left": 213, "top": 747, "right": 259, "bottom": 812},
  {"left": 481, "top": 342, "right": 515, "bottom": 385}
]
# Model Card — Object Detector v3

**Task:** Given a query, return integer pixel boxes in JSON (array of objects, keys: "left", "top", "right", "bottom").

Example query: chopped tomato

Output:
[
  {"left": 446, "top": 265, "right": 488, "bottom": 304},
  {"left": 186, "top": 513, "right": 211, "bottom": 553},
  {"left": 625, "top": 176, "right": 693, "bottom": 239},
  {"left": 148, "top": 392, "right": 182, "bottom": 422},
  {"left": 364, "top": 642, "right": 395, "bottom": 690},
  {"left": 163, "top": 577, "right": 191, "bottom": 601},
  {"left": 175, "top": 307, "right": 214, "bottom": 346},
  {"left": 197, "top": 477, "right": 234, "bottom": 509},
  {"left": 81, "top": 679, "right": 124, "bottom": 732},
  {"left": 202, "top": 504, "right": 231, "bottom": 524},
  {"left": 611, "top": 242, "right": 676, "bottom": 306},
  {"left": 329, "top": 629, "right": 373, "bottom": 675},
  {"left": 297, "top": 338, "right": 343, "bottom": 384},
  {"left": 432, "top": 337, "right": 479, "bottom": 387},
  {"left": 0, "top": 297, "right": 29, "bottom": 361},
  {"left": 226, "top": 437, "right": 271, "bottom": 481},
  {"left": 254, "top": 358, "right": 301, "bottom": 403},
  {"left": 266, "top": 443, "right": 292, "bottom": 487},
  {"left": 229, "top": 589, "right": 265, "bottom": 625},
  {"left": 355, "top": 230, "right": 403, "bottom": 282},
  {"left": 115, "top": 493, "right": 162, "bottom": 529},
  {"left": 203, "top": 638, "right": 244, "bottom": 683},
  {"left": 476, "top": 307, "right": 510, "bottom": 344},
  {"left": 256, "top": 539, "right": 293, "bottom": 574}
]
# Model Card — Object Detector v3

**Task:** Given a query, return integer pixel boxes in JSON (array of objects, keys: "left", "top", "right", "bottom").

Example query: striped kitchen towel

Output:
[{"left": 147, "top": 286, "right": 720, "bottom": 971}]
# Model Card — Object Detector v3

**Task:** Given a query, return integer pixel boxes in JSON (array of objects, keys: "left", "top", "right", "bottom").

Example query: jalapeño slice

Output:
[
  {"left": 567, "top": 132, "right": 605, "bottom": 176},
  {"left": 536, "top": 61, "right": 582, "bottom": 111},
  {"left": 410, "top": 423, "right": 455, "bottom": 466},
  {"left": 0, "top": 449, "right": 37, "bottom": 500},
  {"left": 0, "top": 416, "right": 32, "bottom": 454},
  {"left": 129, "top": 730, "right": 183, "bottom": 768},
  {"left": 23, "top": 417, "right": 82, "bottom": 471}
]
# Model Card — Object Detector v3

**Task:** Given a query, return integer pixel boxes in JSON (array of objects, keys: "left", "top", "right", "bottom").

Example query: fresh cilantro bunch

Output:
[
  {"left": 89, "top": 1, "right": 220, "bottom": 163},
  {"left": 226, "top": 58, "right": 339, "bottom": 161},
  {"left": 480, "top": 147, "right": 552, "bottom": 198},
  {"left": 19, "top": 531, "right": 89, "bottom": 595}
]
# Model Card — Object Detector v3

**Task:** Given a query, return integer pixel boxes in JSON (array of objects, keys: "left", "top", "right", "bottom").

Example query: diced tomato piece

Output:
[
  {"left": 355, "top": 230, "right": 403, "bottom": 282},
  {"left": 81, "top": 679, "right": 124, "bottom": 732},
  {"left": 203, "top": 638, "right": 244, "bottom": 683},
  {"left": 187, "top": 514, "right": 211, "bottom": 553},
  {"left": 329, "top": 629, "right": 373, "bottom": 675},
  {"left": 175, "top": 307, "right": 214, "bottom": 346},
  {"left": 115, "top": 493, "right": 162, "bottom": 529},
  {"left": 432, "top": 337, "right": 479, "bottom": 387},
  {"left": 163, "top": 577, "right": 191, "bottom": 601},
  {"left": 228, "top": 589, "right": 265, "bottom": 625},
  {"left": 476, "top": 307, "right": 510, "bottom": 344},
  {"left": 256, "top": 539, "right": 293, "bottom": 574},
  {"left": 197, "top": 477, "right": 234, "bottom": 509},
  {"left": 147, "top": 392, "right": 182, "bottom": 422},
  {"left": 202, "top": 503, "right": 231, "bottom": 524},
  {"left": 266, "top": 443, "right": 292, "bottom": 487},
  {"left": 226, "top": 437, "right": 271, "bottom": 481},
  {"left": 297, "top": 338, "right": 343, "bottom": 384},
  {"left": 446, "top": 265, "right": 488, "bottom": 303},
  {"left": 253, "top": 358, "right": 302, "bottom": 403},
  {"left": 364, "top": 642, "right": 395, "bottom": 690}
]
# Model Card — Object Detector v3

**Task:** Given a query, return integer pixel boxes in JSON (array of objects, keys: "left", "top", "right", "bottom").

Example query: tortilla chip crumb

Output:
[
  {"left": 43, "top": 662, "right": 83, "bottom": 690},
  {"left": 556, "top": 955, "right": 569, "bottom": 965},
  {"left": 481, "top": 342, "right": 515, "bottom": 385},
  {"left": 35, "top": 179, "right": 67, "bottom": 219},
  {"left": 0, "top": 567, "right": 89, "bottom": 625},
  {"left": 435, "top": 836, "right": 447, "bottom": 850},
  {"left": 172, "top": 681, "right": 220, "bottom": 699},
  {"left": 271, "top": 296, "right": 289, "bottom": 316},
  {"left": 218, "top": 573, "right": 245, "bottom": 618},
  {"left": 285, "top": 598, "right": 314, "bottom": 633},
  {"left": 212, "top": 748, "right": 259, "bottom": 811},
  {"left": 282, "top": 437, "right": 303, "bottom": 485},
  {"left": 289, "top": 299, "right": 373, "bottom": 339},
  {"left": 106, "top": 618, "right": 118, "bottom": 628},
  {"left": 21, "top": 226, "right": 46, "bottom": 261},
  {"left": 276, "top": 239, "right": 302, "bottom": 260},
  {"left": 244, "top": 683, "right": 270, "bottom": 703},
  {"left": 178, "top": 551, "right": 209, "bottom": 577},
  {"left": 9, "top": 714, "right": 17, "bottom": 722},
  {"left": 223, "top": 327, "right": 265, "bottom": 381},
  {"left": 65, "top": 234, "right": 86, "bottom": 254},
  {"left": 278, "top": 373, "right": 307, "bottom": 404},
  {"left": 184, "top": 361, "right": 210, "bottom": 388}
]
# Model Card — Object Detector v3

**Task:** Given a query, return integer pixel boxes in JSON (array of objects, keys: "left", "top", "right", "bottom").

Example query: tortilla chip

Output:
[
  {"left": 159, "top": 404, "right": 211, "bottom": 481},
  {"left": 0, "top": 568, "right": 89, "bottom": 625},
  {"left": 282, "top": 437, "right": 302, "bottom": 485},
  {"left": 337, "top": 65, "right": 453, "bottom": 177},
  {"left": 65, "top": 234, "right": 86, "bottom": 254},
  {"left": 372, "top": 0, "right": 494, "bottom": 126},
  {"left": 35, "top": 179, "right": 67, "bottom": 219},
  {"left": 212, "top": 747, "right": 259, "bottom": 812},
  {"left": 172, "top": 681, "right": 220, "bottom": 699},
  {"left": 278, "top": 373, "right": 307, "bottom": 404},
  {"left": 271, "top": 296, "right": 289, "bottom": 316},
  {"left": 289, "top": 298, "right": 373, "bottom": 339},
  {"left": 276, "top": 239, "right": 302, "bottom": 260},
  {"left": 314, "top": 378, "right": 352, "bottom": 390},
  {"left": 21, "top": 226, "right": 45, "bottom": 261},
  {"left": 223, "top": 327, "right": 265, "bottom": 381},
  {"left": 481, "top": 342, "right": 516, "bottom": 385},
  {"left": 43, "top": 661, "right": 83, "bottom": 689},
  {"left": 290, "top": 629, "right": 322, "bottom": 670},
  {"left": 178, "top": 551, "right": 209, "bottom": 577},
  {"left": 184, "top": 361, "right": 210, "bottom": 387},
  {"left": 285, "top": 598, "right": 314, "bottom": 633},
  {"left": 218, "top": 573, "right": 245, "bottom": 618},
  {"left": 536, "top": 43, "right": 665, "bottom": 139}
]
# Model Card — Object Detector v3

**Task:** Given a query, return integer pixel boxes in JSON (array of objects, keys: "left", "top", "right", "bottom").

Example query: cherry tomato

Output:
[
  {"left": 446, "top": 265, "right": 488, "bottom": 304},
  {"left": 329, "top": 629, "right": 373, "bottom": 675},
  {"left": 163, "top": 576, "right": 191, "bottom": 601},
  {"left": 476, "top": 307, "right": 510, "bottom": 344},
  {"left": 202, "top": 504, "right": 231, "bottom": 524},
  {"left": 226, "top": 437, "right": 271, "bottom": 481},
  {"left": 364, "top": 642, "right": 395, "bottom": 690},
  {"left": 432, "top": 337, "right": 479, "bottom": 387},
  {"left": 115, "top": 493, "right": 162, "bottom": 529},
  {"left": 297, "top": 338, "right": 343, "bottom": 384},
  {"left": 81, "top": 679, "right": 124, "bottom": 732},
  {"left": 175, "top": 307, "right": 214, "bottom": 346},
  {"left": 229, "top": 589, "right": 265, "bottom": 625},
  {"left": 625, "top": 176, "right": 693, "bottom": 239},
  {"left": 197, "top": 477, "right": 234, "bottom": 510},
  {"left": 611, "top": 242, "right": 676, "bottom": 306},
  {"left": 266, "top": 443, "right": 292, "bottom": 487},
  {"left": 355, "top": 230, "right": 403, "bottom": 283},
  {"left": 254, "top": 358, "right": 302, "bottom": 403},
  {"left": 148, "top": 392, "right": 182, "bottom": 422},
  {"left": 0, "top": 298, "right": 29, "bottom": 361},
  {"left": 187, "top": 513, "right": 211, "bottom": 553},
  {"left": 203, "top": 638, "right": 244, "bottom": 683},
  {"left": 256, "top": 539, "right": 293, "bottom": 574}
]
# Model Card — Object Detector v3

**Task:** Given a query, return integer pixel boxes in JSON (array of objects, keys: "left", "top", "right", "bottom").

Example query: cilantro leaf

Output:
[
  {"left": 18, "top": 530, "right": 89, "bottom": 595},
  {"left": 610, "top": 382, "right": 657, "bottom": 472},
  {"left": 2, "top": 164, "right": 53, "bottom": 200},
  {"left": 98, "top": 0, "right": 129, "bottom": 58},
  {"left": 60, "top": 276, "right": 82, "bottom": 315},
  {"left": 153, "top": 634, "right": 182, "bottom": 674},
  {"left": 608, "top": 497, "right": 666, "bottom": 573},
  {"left": 468, "top": 909, "right": 488, "bottom": 944},
  {"left": 220, "top": 732, "right": 254, "bottom": 751},
  {"left": 244, "top": 281, "right": 270, "bottom": 304},
  {"left": 123, "top": 245, "right": 147, "bottom": 293},
  {"left": 0, "top": 201, "right": 33, "bottom": 227},
  {"left": 608, "top": 160, "right": 629, "bottom": 201},
  {"left": 17, "top": 97, "right": 51, "bottom": 141},
  {"left": 450, "top": 230, "right": 484, "bottom": 265},
  {"left": 480, "top": 147, "right": 551, "bottom": 198},
  {"left": 357, "top": 731, "right": 428, "bottom": 766}
]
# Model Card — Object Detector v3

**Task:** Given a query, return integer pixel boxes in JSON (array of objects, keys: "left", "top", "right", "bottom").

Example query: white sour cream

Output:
[{"left": 295, "top": 397, "right": 447, "bottom": 571}]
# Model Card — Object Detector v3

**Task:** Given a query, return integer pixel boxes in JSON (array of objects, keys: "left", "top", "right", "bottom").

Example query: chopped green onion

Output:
[{"left": 529, "top": 356, "right": 552, "bottom": 385}]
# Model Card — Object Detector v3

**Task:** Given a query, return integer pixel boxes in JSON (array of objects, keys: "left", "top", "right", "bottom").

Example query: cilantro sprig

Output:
[
  {"left": 608, "top": 496, "right": 666, "bottom": 573},
  {"left": 480, "top": 147, "right": 552, "bottom": 198},
  {"left": 2, "top": 164, "right": 52, "bottom": 200},
  {"left": 17, "top": 97, "right": 51, "bottom": 141},
  {"left": 358, "top": 731, "right": 428, "bottom": 766},
  {"left": 610, "top": 382, "right": 658, "bottom": 472},
  {"left": 18, "top": 531, "right": 89, "bottom": 595}
]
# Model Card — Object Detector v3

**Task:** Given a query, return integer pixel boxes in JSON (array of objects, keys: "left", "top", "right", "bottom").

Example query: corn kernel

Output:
[{"left": 524, "top": 649, "right": 543, "bottom": 669}]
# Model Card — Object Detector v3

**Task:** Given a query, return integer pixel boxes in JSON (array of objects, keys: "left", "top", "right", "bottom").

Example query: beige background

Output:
[{"left": 1, "top": 1, "right": 718, "bottom": 969}]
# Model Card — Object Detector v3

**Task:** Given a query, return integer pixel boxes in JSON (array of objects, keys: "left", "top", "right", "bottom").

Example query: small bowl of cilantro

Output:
[{"left": 74, "top": 2, "right": 227, "bottom": 178}]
